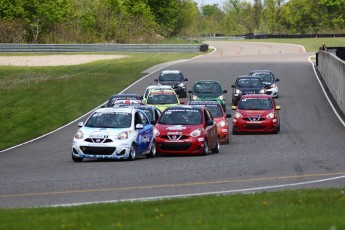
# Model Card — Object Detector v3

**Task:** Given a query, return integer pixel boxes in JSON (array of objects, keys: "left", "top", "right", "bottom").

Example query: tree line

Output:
[{"left": 0, "top": 0, "right": 344, "bottom": 43}]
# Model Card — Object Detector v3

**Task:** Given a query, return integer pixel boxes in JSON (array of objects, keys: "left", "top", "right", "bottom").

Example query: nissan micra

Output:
[{"left": 72, "top": 107, "right": 156, "bottom": 161}]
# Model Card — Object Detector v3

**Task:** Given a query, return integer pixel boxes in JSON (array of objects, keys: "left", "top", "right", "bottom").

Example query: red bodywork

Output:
[
  {"left": 232, "top": 94, "right": 280, "bottom": 134},
  {"left": 155, "top": 106, "right": 218, "bottom": 155}
]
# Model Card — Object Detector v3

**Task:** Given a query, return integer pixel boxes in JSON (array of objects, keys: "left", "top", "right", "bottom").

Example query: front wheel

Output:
[
  {"left": 128, "top": 144, "right": 136, "bottom": 161},
  {"left": 211, "top": 137, "right": 220, "bottom": 153},
  {"left": 146, "top": 140, "right": 157, "bottom": 158},
  {"left": 202, "top": 140, "right": 209, "bottom": 156},
  {"left": 72, "top": 153, "right": 83, "bottom": 162}
]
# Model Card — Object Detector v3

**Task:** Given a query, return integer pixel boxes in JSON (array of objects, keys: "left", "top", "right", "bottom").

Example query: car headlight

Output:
[
  {"left": 178, "top": 82, "right": 185, "bottom": 87},
  {"left": 235, "top": 89, "right": 242, "bottom": 94},
  {"left": 259, "top": 89, "right": 265, "bottom": 94},
  {"left": 271, "top": 83, "right": 277, "bottom": 88},
  {"left": 234, "top": 112, "right": 242, "bottom": 119},
  {"left": 218, "top": 95, "right": 224, "bottom": 100},
  {"left": 116, "top": 131, "right": 128, "bottom": 140},
  {"left": 266, "top": 112, "right": 275, "bottom": 119},
  {"left": 190, "top": 128, "right": 202, "bottom": 137},
  {"left": 75, "top": 130, "right": 83, "bottom": 139},
  {"left": 154, "top": 128, "right": 160, "bottom": 136},
  {"left": 217, "top": 120, "right": 226, "bottom": 127},
  {"left": 192, "top": 95, "right": 198, "bottom": 100}
]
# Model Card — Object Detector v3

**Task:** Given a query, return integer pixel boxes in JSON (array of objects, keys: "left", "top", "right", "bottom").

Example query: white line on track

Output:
[{"left": 49, "top": 174, "right": 345, "bottom": 208}]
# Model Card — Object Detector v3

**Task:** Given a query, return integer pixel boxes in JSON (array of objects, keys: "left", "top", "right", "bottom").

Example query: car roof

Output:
[
  {"left": 241, "top": 94, "right": 272, "bottom": 99},
  {"left": 160, "top": 70, "right": 182, "bottom": 74},
  {"left": 189, "top": 100, "right": 221, "bottom": 106},
  {"left": 164, "top": 105, "right": 203, "bottom": 111},
  {"left": 250, "top": 70, "right": 273, "bottom": 73},
  {"left": 146, "top": 85, "right": 172, "bottom": 90},
  {"left": 110, "top": 93, "right": 141, "bottom": 98},
  {"left": 236, "top": 75, "right": 261, "bottom": 79},
  {"left": 194, "top": 80, "right": 220, "bottom": 84},
  {"left": 95, "top": 107, "right": 136, "bottom": 113}
]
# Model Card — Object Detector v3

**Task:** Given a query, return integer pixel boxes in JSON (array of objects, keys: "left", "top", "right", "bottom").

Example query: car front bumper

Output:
[
  {"left": 72, "top": 139, "right": 132, "bottom": 160},
  {"left": 155, "top": 136, "right": 206, "bottom": 155},
  {"left": 232, "top": 119, "right": 279, "bottom": 133}
]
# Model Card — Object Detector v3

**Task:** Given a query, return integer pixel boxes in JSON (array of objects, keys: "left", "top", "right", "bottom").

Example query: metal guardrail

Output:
[{"left": 0, "top": 43, "right": 206, "bottom": 52}]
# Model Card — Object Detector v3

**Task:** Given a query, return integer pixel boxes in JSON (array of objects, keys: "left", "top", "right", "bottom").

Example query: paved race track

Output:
[{"left": 1, "top": 41, "right": 345, "bottom": 208}]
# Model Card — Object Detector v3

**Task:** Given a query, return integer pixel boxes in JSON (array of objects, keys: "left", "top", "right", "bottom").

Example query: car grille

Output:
[
  {"left": 243, "top": 118, "right": 265, "bottom": 122},
  {"left": 158, "top": 143, "right": 192, "bottom": 151},
  {"left": 79, "top": 146, "right": 116, "bottom": 155},
  {"left": 161, "top": 135, "right": 189, "bottom": 140},
  {"left": 243, "top": 124, "right": 266, "bottom": 129},
  {"left": 84, "top": 138, "right": 113, "bottom": 143}
]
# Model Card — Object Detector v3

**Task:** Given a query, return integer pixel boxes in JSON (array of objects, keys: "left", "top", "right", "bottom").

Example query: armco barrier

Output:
[
  {"left": 0, "top": 43, "right": 206, "bottom": 53},
  {"left": 317, "top": 49, "right": 345, "bottom": 115}
]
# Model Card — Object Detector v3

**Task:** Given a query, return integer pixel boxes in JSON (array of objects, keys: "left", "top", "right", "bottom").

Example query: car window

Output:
[
  {"left": 236, "top": 78, "right": 263, "bottom": 88},
  {"left": 139, "top": 109, "right": 153, "bottom": 122},
  {"left": 206, "top": 104, "right": 223, "bottom": 117},
  {"left": 159, "top": 73, "right": 183, "bottom": 81},
  {"left": 238, "top": 98, "right": 273, "bottom": 110},
  {"left": 194, "top": 82, "right": 221, "bottom": 93},
  {"left": 159, "top": 109, "right": 202, "bottom": 125},
  {"left": 147, "top": 93, "right": 178, "bottom": 104},
  {"left": 252, "top": 73, "right": 274, "bottom": 83},
  {"left": 85, "top": 112, "right": 132, "bottom": 128},
  {"left": 138, "top": 111, "right": 149, "bottom": 125},
  {"left": 204, "top": 108, "right": 213, "bottom": 123}
]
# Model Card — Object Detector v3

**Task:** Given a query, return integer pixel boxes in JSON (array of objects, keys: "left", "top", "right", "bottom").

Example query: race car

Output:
[
  {"left": 154, "top": 105, "right": 220, "bottom": 156},
  {"left": 144, "top": 89, "right": 183, "bottom": 111},
  {"left": 72, "top": 107, "right": 156, "bottom": 161},
  {"left": 231, "top": 94, "right": 281, "bottom": 134},
  {"left": 189, "top": 100, "right": 231, "bottom": 144}
]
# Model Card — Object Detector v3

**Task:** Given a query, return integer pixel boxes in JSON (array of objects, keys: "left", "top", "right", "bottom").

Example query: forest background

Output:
[{"left": 0, "top": 0, "right": 344, "bottom": 44}]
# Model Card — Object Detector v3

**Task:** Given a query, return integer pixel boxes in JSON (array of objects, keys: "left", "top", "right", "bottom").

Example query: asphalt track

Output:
[{"left": 1, "top": 41, "right": 345, "bottom": 208}]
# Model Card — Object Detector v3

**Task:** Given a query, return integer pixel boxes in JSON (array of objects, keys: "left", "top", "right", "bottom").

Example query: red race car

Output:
[
  {"left": 231, "top": 94, "right": 281, "bottom": 134},
  {"left": 189, "top": 100, "right": 231, "bottom": 144},
  {"left": 154, "top": 105, "right": 219, "bottom": 155}
]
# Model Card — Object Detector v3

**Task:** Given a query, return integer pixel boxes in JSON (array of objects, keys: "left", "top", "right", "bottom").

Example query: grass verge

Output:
[
  {"left": 1, "top": 188, "right": 345, "bottom": 229},
  {"left": 0, "top": 52, "right": 199, "bottom": 150}
]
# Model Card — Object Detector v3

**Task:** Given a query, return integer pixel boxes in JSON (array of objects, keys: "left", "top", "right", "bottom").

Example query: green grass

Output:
[
  {"left": 240, "top": 37, "right": 345, "bottom": 52},
  {"left": 1, "top": 188, "right": 345, "bottom": 229},
  {"left": 0, "top": 52, "right": 199, "bottom": 150}
]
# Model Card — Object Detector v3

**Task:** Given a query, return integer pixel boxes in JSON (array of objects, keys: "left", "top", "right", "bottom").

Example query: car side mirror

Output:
[
  {"left": 184, "top": 78, "right": 188, "bottom": 81},
  {"left": 231, "top": 85, "right": 235, "bottom": 88},
  {"left": 154, "top": 79, "right": 158, "bottom": 82},
  {"left": 139, "top": 96, "right": 143, "bottom": 100},
  {"left": 188, "top": 90, "right": 192, "bottom": 94},
  {"left": 226, "top": 114, "right": 232, "bottom": 118},
  {"left": 135, "top": 124, "right": 144, "bottom": 129},
  {"left": 276, "top": 79, "right": 280, "bottom": 82},
  {"left": 78, "top": 122, "right": 84, "bottom": 127},
  {"left": 206, "top": 120, "right": 214, "bottom": 126},
  {"left": 223, "top": 90, "right": 227, "bottom": 93}
]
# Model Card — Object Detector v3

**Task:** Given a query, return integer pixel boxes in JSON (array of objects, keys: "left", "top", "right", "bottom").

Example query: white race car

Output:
[{"left": 72, "top": 107, "right": 156, "bottom": 161}]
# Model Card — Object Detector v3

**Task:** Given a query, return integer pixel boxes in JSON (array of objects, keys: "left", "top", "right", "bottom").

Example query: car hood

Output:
[
  {"left": 149, "top": 103, "right": 178, "bottom": 111},
  {"left": 155, "top": 124, "right": 203, "bottom": 135},
  {"left": 80, "top": 127, "right": 129, "bottom": 137},
  {"left": 238, "top": 87, "right": 263, "bottom": 94},
  {"left": 237, "top": 109, "right": 274, "bottom": 118}
]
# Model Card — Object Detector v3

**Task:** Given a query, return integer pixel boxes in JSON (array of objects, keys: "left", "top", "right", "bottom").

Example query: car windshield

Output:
[
  {"left": 159, "top": 109, "right": 202, "bottom": 125},
  {"left": 252, "top": 73, "right": 274, "bottom": 83},
  {"left": 205, "top": 105, "right": 223, "bottom": 117},
  {"left": 147, "top": 93, "right": 178, "bottom": 104},
  {"left": 236, "top": 78, "right": 263, "bottom": 88},
  {"left": 137, "top": 108, "right": 153, "bottom": 121},
  {"left": 110, "top": 96, "right": 139, "bottom": 106},
  {"left": 85, "top": 112, "right": 132, "bottom": 128},
  {"left": 238, "top": 98, "right": 273, "bottom": 110},
  {"left": 193, "top": 82, "right": 222, "bottom": 96},
  {"left": 159, "top": 73, "right": 183, "bottom": 81}
]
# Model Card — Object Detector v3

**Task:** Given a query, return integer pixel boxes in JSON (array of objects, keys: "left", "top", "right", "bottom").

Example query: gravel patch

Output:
[{"left": 0, "top": 54, "right": 127, "bottom": 66}]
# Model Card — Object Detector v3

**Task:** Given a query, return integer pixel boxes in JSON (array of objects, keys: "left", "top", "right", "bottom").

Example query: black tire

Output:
[
  {"left": 211, "top": 137, "right": 220, "bottom": 153},
  {"left": 202, "top": 140, "right": 209, "bottom": 156},
  {"left": 224, "top": 136, "right": 230, "bottom": 144},
  {"left": 128, "top": 144, "right": 136, "bottom": 161},
  {"left": 72, "top": 153, "right": 83, "bottom": 162},
  {"left": 232, "top": 129, "right": 238, "bottom": 135},
  {"left": 146, "top": 140, "right": 157, "bottom": 158}
]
